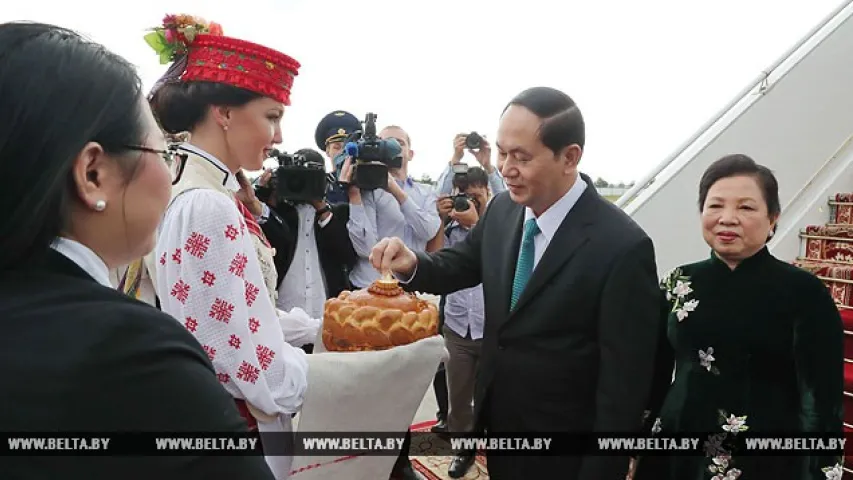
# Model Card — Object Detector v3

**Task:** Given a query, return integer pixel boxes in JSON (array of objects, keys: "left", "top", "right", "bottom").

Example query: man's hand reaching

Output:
[{"left": 369, "top": 237, "right": 418, "bottom": 278}]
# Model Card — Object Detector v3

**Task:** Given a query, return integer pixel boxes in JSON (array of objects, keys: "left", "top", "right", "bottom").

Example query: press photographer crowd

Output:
[
  {"left": 0, "top": 12, "right": 846, "bottom": 480},
  {"left": 243, "top": 109, "right": 501, "bottom": 479}
]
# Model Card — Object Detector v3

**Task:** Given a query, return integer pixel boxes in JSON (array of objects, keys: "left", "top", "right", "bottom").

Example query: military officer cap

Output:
[{"left": 315, "top": 110, "right": 361, "bottom": 151}]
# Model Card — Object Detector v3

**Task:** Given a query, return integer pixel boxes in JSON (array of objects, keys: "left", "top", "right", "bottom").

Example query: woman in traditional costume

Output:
[
  {"left": 0, "top": 22, "right": 275, "bottom": 479},
  {"left": 633, "top": 154, "right": 844, "bottom": 480},
  {"left": 142, "top": 15, "right": 311, "bottom": 478}
]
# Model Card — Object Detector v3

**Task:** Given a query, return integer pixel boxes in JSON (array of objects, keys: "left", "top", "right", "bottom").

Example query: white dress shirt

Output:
[
  {"left": 277, "top": 203, "right": 327, "bottom": 318},
  {"left": 51, "top": 237, "right": 112, "bottom": 288},
  {"left": 522, "top": 175, "right": 588, "bottom": 270}
]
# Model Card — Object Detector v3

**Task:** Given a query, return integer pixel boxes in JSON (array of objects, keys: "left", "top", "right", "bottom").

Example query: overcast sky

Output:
[{"left": 3, "top": 0, "right": 842, "bottom": 183}]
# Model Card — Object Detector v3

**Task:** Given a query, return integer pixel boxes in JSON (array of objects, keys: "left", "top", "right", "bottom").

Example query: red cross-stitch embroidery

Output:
[
  {"left": 184, "top": 232, "right": 211, "bottom": 259},
  {"left": 217, "top": 373, "right": 230, "bottom": 384},
  {"left": 239, "top": 218, "right": 246, "bottom": 235},
  {"left": 203, "top": 345, "right": 217, "bottom": 361},
  {"left": 170, "top": 280, "right": 191, "bottom": 304},
  {"left": 172, "top": 248, "right": 182, "bottom": 264},
  {"left": 228, "top": 334, "right": 242, "bottom": 349},
  {"left": 229, "top": 253, "right": 248, "bottom": 278},
  {"left": 225, "top": 224, "right": 239, "bottom": 241},
  {"left": 201, "top": 271, "right": 216, "bottom": 287},
  {"left": 184, "top": 317, "right": 198, "bottom": 332},
  {"left": 248, "top": 317, "right": 260, "bottom": 334},
  {"left": 236, "top": 361, "right": 260, "bottom": 384},
  {"left": 209, "top": 298, "right": 235, "bottom": 323},
  {"left": 245, "top": 281, "right": 260, "bottom": 307},
  {"left": 159, "top": 252, "right": 166, "bottom": 265},
  {"left": 256, "top": 345, "right": 276, "bottom": 371}
]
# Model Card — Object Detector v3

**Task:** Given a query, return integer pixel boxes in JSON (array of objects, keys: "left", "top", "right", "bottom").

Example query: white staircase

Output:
[{"left": 617, "top": 0, "right": 853, "bottom": 277}]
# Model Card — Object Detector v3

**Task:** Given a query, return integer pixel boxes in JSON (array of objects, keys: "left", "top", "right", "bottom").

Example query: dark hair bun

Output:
[
  {"left": 149, "top": 81, "right": 263, "bottom": 134},
  {"left": 149, "top": 82, "right": 205, "bottom": 134}
]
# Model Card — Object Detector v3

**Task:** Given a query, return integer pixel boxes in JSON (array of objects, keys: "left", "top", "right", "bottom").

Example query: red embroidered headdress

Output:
[{"left": 145, "top": 14, "right": 300, "bottom": 105}]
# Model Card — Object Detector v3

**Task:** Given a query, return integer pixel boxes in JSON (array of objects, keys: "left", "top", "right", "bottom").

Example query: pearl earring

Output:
[
  {"left": 94, "top": 200, "right": 107, "bottom": 212},
  {"left": 223, "top": 124, "right": 229, "bottom": 131}
]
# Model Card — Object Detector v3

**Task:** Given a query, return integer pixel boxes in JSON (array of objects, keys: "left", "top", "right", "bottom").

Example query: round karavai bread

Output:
[{"left": 322, "top": 276, "right": 439, "bottom": 351}]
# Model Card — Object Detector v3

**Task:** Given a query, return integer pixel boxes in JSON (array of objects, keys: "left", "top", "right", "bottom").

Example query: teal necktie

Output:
[{"left": 510, "top": 218, "right": 540, "bottom": 310}]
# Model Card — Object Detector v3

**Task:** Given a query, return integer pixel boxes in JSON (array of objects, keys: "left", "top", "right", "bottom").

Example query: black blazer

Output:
[
  {"left": 261, "top": 201, "right": 357, "bottom": 299},
  {"left": 406, "top": 174, "right": 661, "bottom": 480},
  {"left": 0, "top": 250, "right": 274, "bottom": 480}
]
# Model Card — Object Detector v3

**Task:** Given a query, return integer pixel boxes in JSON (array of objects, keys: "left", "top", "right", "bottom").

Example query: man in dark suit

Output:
[
  {"left": 369, "top": 87, "right": 661, "bottom": 480},
  {"left": 256, "top": 149, "right": 357, "bottom": 299},
  {"left": 255, "top": 149, "right": 358, "bottom": 354}
]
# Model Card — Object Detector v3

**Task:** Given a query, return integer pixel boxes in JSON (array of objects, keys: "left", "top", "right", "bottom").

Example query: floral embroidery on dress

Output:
[
  {"left": 721, "top": 413, "right": 749, "bottom": 433},
  {"left": 703, "top": 433, "right": 728, "bottom": 458},
  {"left": 707, "top": 455, "right": 741, "bottom": 480},
  {"left": 705, "top": 411, "right": 749, "bottom": 478},
  {"left": 822, "top": 463, "right": 843, "bottom": 480},
  {"left": 661, "top": 267, "right": 700, "bottom": 321},
  {"left": 699, "top": 347, "right": 720, "bottom": 375},
  {"left": 651, "top": 417, "right": 662, "bottom": 434}
]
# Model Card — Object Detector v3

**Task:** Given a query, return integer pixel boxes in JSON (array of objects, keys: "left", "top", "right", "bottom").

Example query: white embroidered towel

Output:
[{"left": 289, "top": 335, "right": 447, "bottom": 480}]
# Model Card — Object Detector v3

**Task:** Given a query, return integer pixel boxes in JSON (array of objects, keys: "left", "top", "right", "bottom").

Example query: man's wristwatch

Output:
[{"left": 316, "top": 203, "right": 332, "bottom": 216}]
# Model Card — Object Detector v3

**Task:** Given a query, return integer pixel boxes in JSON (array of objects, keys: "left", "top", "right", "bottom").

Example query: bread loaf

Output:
[{"left": 322, "top": 278, "right": 439, "bottom": 351}]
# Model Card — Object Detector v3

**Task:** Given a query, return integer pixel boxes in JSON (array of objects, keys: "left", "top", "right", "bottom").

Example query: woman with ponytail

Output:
[{"left": 0, "top": 21, "right": 275, "bottom": 479}]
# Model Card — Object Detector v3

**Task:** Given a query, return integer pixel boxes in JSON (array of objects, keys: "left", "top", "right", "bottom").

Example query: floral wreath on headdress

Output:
[{"left": 144, "top": 14, "right": 223, "bottom": 64}]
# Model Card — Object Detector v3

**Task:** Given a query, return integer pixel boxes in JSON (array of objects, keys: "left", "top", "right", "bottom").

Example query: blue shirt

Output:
[
  {"left": 442, "top": 222, "right": 486, "bottom": 339},
  {"left": 347, "top": 178, "right": 440, "bottom": 288}
]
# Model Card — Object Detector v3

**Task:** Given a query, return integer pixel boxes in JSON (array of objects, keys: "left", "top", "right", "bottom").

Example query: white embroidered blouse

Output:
[{"left": 153, "top": 147, "right": 308, "bottom": 417}]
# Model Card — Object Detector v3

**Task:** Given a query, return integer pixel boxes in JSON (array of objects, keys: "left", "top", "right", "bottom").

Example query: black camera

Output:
[
  {"left": 465, "top": 132, "right": 483, "bottom": 150},
  {"left": 340, "top": 113, "right": 403, "bottom": 190},
  {"left": 449, "top": 193, "right": 480, "bottom": 212},
  {"left": 450, "top": 193, "right": 472, "bottom": 212},
  {"left": 260, "top": 149, "right": 329, "bottom": 204}
]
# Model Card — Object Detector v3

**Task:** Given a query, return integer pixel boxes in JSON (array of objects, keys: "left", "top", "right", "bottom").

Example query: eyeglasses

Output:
[{"left": 124, "top": 145, "right": 185, "bottom": 165}]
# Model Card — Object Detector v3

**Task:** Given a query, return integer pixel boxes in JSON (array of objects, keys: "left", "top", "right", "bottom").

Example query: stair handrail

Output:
[
  {"left": 615, "top": 0, "right": 853, "bottom": 209},
  {"left": 781, "top": 133, "right": 853, "bottom": 215},
  {"left": 767, "top": 131, "right": 853, "bottom": 251}
]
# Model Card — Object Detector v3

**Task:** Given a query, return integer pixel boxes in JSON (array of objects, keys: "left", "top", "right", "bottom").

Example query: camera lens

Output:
[
  {"left": 465, "top": 134, "right": 481, "bottom": 150},
  {"left": 453, "top": 196, "right": 470, "bottom": 212}
]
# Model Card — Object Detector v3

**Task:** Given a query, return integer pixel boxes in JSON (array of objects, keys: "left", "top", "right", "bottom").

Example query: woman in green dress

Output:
[{"left": 633, "top": 154, "right": 844, "bottom": 480}]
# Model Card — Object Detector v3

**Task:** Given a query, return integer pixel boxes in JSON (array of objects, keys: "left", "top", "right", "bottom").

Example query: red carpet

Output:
[
  {"left": 845, "top": 331, "right": 853, "bottom": 362},
  {"left": 409, "top": 420, "right": 489, "bottom": 479},
  {"left": 841, "top": 308, "right": 853, "bottom": 331}
]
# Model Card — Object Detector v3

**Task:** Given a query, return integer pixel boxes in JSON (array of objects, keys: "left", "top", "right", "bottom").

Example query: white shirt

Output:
[
  {"left": 522, "top": 175, "right": 588, "bottom": 270},
  {"left": 348, "top": 178, "right": 440, "bottom": 288},
  {"left": 397, "top": 175, "right": 588, "bottom": 287},
  {"left": 51, "top": 237, "right": 111, "bottom": 287},
  {"left": 277, "top": 203, "right": 327, "bottom": 318},
  {"left": 153, "top": 147, "right": 308, "bottom": 418}
]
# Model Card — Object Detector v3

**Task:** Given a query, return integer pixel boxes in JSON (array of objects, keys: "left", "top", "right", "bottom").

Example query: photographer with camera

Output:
[
  {"left": 434, "top": 165, "right": 505, "bottom": 478},
  {"left": 338, "top": 118, "right": 439, "bottom": 480},
  {"left": 428, "top": 132, "right": 506, "bottom": 438},
  {"left": 342, "top": 118, "right": 441, "bottom": 290},
  {"left": 253, "top": 148, "right": 358, "bottom": 330},
  {"left": 435, "top": 132, "right": 504, "bottom": 194}
]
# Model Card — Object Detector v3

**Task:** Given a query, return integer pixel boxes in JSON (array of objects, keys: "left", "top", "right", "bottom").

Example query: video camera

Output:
[
  {"left": 259, "top": 149, "right": 330, "bottom": 204},
  {"left": 340, "top": 113, "right": 403, "bottom": 190}
]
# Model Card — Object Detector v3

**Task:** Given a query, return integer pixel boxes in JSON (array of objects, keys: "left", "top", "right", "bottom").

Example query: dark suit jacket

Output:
[
  {"left": 261, "top": 201, "right": 357, "bottom": 298},
  {"left": 0, "top": 250, "right": 274, "bottom": 480},
  {"left": 406, "top": 174, "right": 661, "bottom": 480}
]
